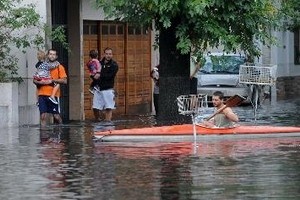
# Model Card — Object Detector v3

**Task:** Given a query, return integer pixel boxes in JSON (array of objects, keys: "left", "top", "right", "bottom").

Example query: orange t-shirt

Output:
[{"left": 37, "top": 65, "right": 67, "bottom": 97}]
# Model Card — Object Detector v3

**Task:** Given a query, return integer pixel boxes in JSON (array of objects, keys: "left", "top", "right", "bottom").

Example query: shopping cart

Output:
[
  {"left": 239, "top": 64, "right": 277, "bottom": 86},
  {"left": 239, "top": 64, "right": 277, "bottom": 118},
  {"left": 176, "top": 94, "right": 208, "bottom": 140}
]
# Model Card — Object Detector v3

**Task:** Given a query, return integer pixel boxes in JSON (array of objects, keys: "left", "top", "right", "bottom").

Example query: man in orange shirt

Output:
[{"left": 33, "top": 49, "right": 67, "bottom": 127}]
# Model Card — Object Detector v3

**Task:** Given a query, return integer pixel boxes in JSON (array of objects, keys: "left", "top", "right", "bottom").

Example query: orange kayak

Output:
[{"left": 94, "top": 124, "right": 300, "bottom": 141}]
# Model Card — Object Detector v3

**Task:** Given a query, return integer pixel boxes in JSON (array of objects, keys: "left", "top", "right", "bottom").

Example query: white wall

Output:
[
  {"left": 82, "top": 0, "right": 106, "bottom": 20},
  {"left": 0, "top": 83, "right": 19, "bottom": 127},
  {"left": 269, "top": 31, "right": 300, "bottom": 77},
  {"left": 13, "top": 0, "right": 48, "bottom": 125}
]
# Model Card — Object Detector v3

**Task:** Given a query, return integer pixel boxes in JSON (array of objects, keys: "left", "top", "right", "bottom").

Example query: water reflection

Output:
[
  {"left": 0, "top": 99, "right": 300, "bottom": 199},
  {"left": 38, "top": 126, "right": 97, "bottom": 199},
  {"left": 95, "top": 138, "right": 300, "bottom": 199},
  {"left": 236, "top": 98, "right": 300, "bottom": 126}
]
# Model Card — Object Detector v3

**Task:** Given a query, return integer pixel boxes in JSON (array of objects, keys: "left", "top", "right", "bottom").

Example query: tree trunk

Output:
[{"left": 157, "top": 18, "right": 191, "bottom": 124}]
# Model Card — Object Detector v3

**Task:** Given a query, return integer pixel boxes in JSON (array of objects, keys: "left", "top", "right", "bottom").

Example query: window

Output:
[
  {"left": 128, "top": 25, "right": 149, "bottom": 35},
  {"left": 117, "top": 25, "right": 124, "bottom": 35},
  {"left": 102, "top": 25, "right": 109, "bottom": 35},
  {"left": 143, "top": 27, "right": 149, "bottom": 35},
  {"left": 135, "top": 27, "right": 141, "bottom": 35},
  {"left": 128, "top": 26, "right": 135, "bottom": 35},
  {"left": 83, "top": 25, "right": 89, "bottom": 34},
  {"left": 83, "top": 21, "right": 98, "bottom": 35},
  {"left": 110, "top": 25, "right": 116, "bottom": 35},
  {"left": 199, "top": 54, "right": 246, "bottom": 75},
  {"left": 90, "top": 25, "right": 98, "bottom": 34}
]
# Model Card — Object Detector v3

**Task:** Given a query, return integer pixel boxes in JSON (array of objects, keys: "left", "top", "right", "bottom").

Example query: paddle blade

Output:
[{"left": 225, "top": 94, "right": 246, "bottom": 107}]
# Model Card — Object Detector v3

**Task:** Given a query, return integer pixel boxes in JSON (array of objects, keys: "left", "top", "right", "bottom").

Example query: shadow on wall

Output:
[{"left": 276, "top": 76, "right": 300, "bottom": 100}]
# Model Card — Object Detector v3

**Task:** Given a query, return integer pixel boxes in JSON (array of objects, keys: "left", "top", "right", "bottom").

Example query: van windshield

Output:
[{"left": 200, "top": 55, "right": 245, "bottom": 74}]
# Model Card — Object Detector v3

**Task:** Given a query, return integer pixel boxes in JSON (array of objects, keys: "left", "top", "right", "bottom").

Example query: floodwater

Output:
[{"left": 1, "top": 99, "right": 300, "bottom": 200}]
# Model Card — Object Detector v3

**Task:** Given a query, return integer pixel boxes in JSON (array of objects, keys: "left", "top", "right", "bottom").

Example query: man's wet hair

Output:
[
  {"left": 89, "top": 50, "right": 98, "bottom": 59},
  {"left": 47, "top": 49, "right": 58, "bottom": 56},
  {"left": 104, "top": 47, "right": 113, "bottom": 53},
  {"left": 213, "top": 91, "right": 224, "bottom": 100}
]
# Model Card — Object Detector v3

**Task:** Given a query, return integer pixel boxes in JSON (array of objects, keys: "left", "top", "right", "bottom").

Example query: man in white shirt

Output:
[{"left": 151, "top": 65, "right": 159, "bottom": 116}]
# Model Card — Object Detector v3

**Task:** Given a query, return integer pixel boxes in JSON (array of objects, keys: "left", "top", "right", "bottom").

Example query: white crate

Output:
[
  {"left": 176, "top": 94, "right": 208, "bottom": 115},
  {"left": 239, "top": 64, "right": 277, "bottom": 85}
]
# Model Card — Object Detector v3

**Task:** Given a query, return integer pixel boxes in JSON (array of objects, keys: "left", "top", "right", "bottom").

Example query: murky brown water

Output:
[{"left": 0, "top": 99, "right": 300, "bottom": 200}]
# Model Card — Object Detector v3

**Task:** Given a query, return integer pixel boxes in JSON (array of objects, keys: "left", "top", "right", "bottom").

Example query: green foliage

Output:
[
  {"left": 0, "top": 0, "right": 68, "bottom": 82},
  {"left": 95, "top": 0, "right": 300, "bottom": 59},
  {"left": 280, "top": 0, "right": 300, "bottom": 30},
  {"left": 45, "top": 25, "right": 70, "bottom": 52}
]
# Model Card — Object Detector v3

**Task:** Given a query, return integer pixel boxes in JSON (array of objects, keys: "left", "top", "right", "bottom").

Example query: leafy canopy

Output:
[{"left": 95, "top": 0, "right": 300, "bottom": 58}]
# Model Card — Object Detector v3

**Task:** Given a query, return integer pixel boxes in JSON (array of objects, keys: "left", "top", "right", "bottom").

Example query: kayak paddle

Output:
[{"left": 205, "top": 94, "right": 246, "bottom": 121}]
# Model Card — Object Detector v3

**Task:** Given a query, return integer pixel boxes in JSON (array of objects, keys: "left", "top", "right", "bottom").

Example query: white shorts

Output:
[{"left": 92, "top": 89, "right": 115, "bottom": 110}]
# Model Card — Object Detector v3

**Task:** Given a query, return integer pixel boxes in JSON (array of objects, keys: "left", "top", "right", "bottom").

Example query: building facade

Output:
[
  {"left": 3, "top": 0, "right": 159, "bottom": 126},
  {"left": 2, "top": 0, "right": 300, "bottom": 126}
]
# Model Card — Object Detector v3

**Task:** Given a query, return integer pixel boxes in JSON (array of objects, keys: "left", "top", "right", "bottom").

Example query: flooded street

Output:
[{"left": 1, "top": 99, "right": 300, "bottom": 199}]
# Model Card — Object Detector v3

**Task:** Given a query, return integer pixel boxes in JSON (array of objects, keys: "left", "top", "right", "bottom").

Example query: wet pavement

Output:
[{"left": 1, "top": 98, "right": 300, "bottom": 199}]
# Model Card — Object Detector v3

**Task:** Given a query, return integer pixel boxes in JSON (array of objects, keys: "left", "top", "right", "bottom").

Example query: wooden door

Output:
[
  {"left": 83, "top": 22, "right": 99, "bottom": 119},
  {"left": 99, "top": 22, "right": 126, "bottom": 115},
  {"left": 83, "top": 21, "right": 152, "bottom": 119},
  {"left": 126, "top": 25, "right": 152, "bottom": 114}
]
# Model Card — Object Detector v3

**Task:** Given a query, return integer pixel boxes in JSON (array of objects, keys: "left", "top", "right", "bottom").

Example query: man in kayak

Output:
[{"left": 203, "top": 91, "right": 239, "bottom": 128}]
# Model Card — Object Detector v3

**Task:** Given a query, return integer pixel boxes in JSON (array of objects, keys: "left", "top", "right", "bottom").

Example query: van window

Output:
[{"left": 200, "top": 55, "right": 246, "bottom": 74}]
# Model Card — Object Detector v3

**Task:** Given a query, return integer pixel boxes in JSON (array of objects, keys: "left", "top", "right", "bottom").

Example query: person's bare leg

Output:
[
  {"left": 40, "top": 113, "right": 48, "bottom": 127},
  {"left": 104, "top": 109, "right": 112, "bottom": 121},
  {"left": 53, "top": 114, "right": 62, "bottom": 124},
  {"left": 201, "top": 120, "right": 215, "bottom": 128},
  {"left": 51, "top": 84, "right": 60, "bottom": 99},
  {"left": 93, "top": 108, "right": 101, "bottom": 121}
]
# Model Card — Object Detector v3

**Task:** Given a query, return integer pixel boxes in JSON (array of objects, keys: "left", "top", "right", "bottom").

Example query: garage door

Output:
[{"left": 83, "top": 21, "right": 152, "bottom": 119}]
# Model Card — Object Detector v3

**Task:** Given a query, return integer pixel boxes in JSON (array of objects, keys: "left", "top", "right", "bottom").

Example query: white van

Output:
[{"left": 195, "top": 53, "right": 250, "bottom": 103}]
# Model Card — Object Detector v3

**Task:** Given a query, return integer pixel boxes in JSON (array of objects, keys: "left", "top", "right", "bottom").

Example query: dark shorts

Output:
[
  {"left": 38, "top": 96, "right": 60, "bottom": 114},
  {"left": 190, "top": 77, "right": 198, "bottom": 95}
]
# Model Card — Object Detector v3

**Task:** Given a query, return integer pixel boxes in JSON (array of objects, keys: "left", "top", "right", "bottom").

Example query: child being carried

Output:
[{"left": 86, "top": 50, "right": 101, "bottom": 94}]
